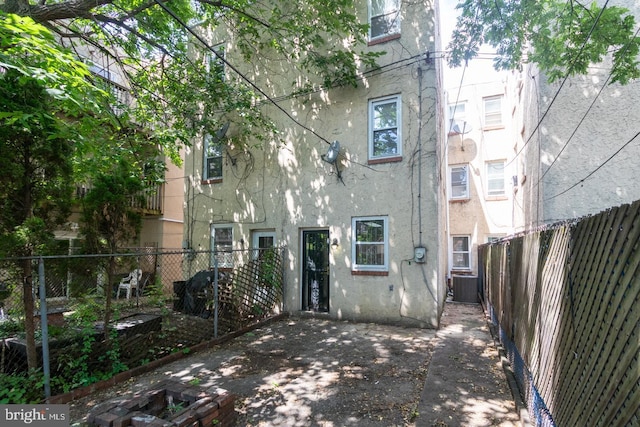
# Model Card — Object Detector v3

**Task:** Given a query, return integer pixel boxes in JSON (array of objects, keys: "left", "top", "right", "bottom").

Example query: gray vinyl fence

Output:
[
  {"left": 0, "top": 247, "right": 285, "bottom": 401},
  {"left": 479, "top": 200, "right": 639, "bottom": 427}
]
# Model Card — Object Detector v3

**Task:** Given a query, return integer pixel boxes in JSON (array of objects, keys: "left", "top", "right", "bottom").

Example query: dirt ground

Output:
[{"left": 69, "top": 302, "right": 521, "bottom": 426}]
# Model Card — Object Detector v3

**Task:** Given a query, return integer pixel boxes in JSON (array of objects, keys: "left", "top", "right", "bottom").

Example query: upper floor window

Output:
[
  {"left": 204, "top": 134, "right": 223, "bottom": 181},
  {"left": 486, "top": 161, "right": 506, "bottom": 197},
  {"left": 207, "top": 45, "right": 225, "bottom": 82},
  {"left": 452, "top": 236, "right": 471, "bottom": 269},
  {"left": 211, "top": 224, "right": 233, "bottom": 268},
  {"left": 483, "top": 95, "right": 503, "bottom": 127},
  {"left": 448, "top": 102, "right": 466, "bottom": 133},
  {"left": 352, "top": 216, "right": 389, "bottom": 272},
  {"left": 369, "top": 0, "right": 400, "bottom": 41},
  {"left": 450, "top": 165, "right": 469, "bottom": 199},
  {"left": 369, "top": 95, "right": 402, "bottom": 161}
]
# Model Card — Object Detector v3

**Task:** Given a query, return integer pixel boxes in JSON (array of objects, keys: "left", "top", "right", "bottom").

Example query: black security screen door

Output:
[{"left": 302, "top": 230, "right": 329, "bottom": 312}]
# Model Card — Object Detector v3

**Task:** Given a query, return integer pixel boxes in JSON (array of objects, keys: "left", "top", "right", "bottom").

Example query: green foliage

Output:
[
  {"left": 0, "top": 370, "right": 44, "bottom": 404},
  {"left": 54, "top": 299, "right": 127, "bottom": 393},
  {"left": 0, "top": 69, "right": 75, "bottom": 257},
  {"left": 1, "top": 1, "right": 378, "bottom": 152},
  {"left": 0, "top": 317, "right": 22, "bottom": 339},
  {"left": 448, "top": 0, "right": 640, "bottom": 85},
  {"left": 79, "top": 160, "right": 144, "bottom": 253},
  {"left": 145, "top": 276, "right": 169, "bottom": 307}
]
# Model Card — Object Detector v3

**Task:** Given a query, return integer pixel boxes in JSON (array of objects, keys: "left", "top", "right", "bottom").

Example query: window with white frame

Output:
[
  {"left": 486, "top": 161, "right": 506, "bottom": 197},
  {"left": 352, "top": 216, "right": 388, "bottom": 272},
  {"left": 448, "top": 102, "right": 466, "bottom": 133},
  {"left": 369, "top": 95, "right": 401, "bottom": 160},
  {"left": 450, "top": 165, "right": 469, "bottom": 199},
  {"left": 369, "top": 0, "right": 400, "bottom": 40},
  {"left": 483, "top": 95, "right": 503, "bottom": 127},
  {"left": 204, "top": 134, "right": 223, "bottom": 180},
  {"left": 207, "top": 45, "right": 225, "bottom": 81},
  {"left": 452, "top": 236, "right": 471, "bottom": 269},
  {"left": 211, "top": 225, "right": 233, "bottom": 268}
]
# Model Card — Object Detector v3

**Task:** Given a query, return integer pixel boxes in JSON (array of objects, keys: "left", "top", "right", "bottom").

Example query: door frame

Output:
[{"left": 300, "top": 228, "right": 330, "bottom": 312}]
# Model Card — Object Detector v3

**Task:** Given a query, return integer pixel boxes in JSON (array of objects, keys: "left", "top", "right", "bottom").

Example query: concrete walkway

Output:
[{"left": 417, "top": 302, "right": 529, "bottom": 426}]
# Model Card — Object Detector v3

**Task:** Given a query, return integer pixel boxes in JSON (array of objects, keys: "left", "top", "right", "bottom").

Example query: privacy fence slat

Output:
[{"left": 481, "top": 200, "right": 640, "bottom": 427}]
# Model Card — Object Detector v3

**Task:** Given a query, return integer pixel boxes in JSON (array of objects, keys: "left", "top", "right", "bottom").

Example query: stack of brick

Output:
[{"left": 87, "top": 380, "right": 236, "bottom": 426}]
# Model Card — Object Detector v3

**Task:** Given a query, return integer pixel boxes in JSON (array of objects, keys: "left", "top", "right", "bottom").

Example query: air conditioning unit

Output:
[{"left": 452, "top": 275, "right": 479, "bottom": 303}]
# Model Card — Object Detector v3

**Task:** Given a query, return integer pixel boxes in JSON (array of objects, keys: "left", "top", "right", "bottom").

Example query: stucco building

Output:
[
  {"left": 444, "top": 69, "right": 521, "bottom": 278},
  {"left": 515, "top": 0, "right": 640, "bottom": 227},
  {"left": 183, "top": 0, "right": 448, "bottom": 327}
]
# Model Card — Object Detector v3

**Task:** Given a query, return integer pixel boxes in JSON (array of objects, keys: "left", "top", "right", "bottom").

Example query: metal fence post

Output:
[
  {"left": 38, "top": 257, "right": 51, "bottom": 399},
  {"left": 213, "top": 258, "right": 218, "bottom": 338}
]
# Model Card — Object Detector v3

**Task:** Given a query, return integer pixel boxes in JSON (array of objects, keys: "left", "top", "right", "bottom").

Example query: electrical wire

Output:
[
  {"left": 545, "top": 130, "right": 640, "bottom": 201},
  {"left": 506, "top": 0, "right": 611, "bottom": 168},
  {"left": 152, "top": 0, "right": 334, "bottom": 146},
  {"left": 536, "top": 24, "right": 640, "bottom": 187}
]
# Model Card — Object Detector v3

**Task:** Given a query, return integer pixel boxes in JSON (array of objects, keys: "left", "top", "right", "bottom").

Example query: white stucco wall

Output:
[
  {"left": 184, "top": 0, "right": 445, "bottom": 327},
  {"left": 520, "top": 0, "right": 640, "bottom": 225}
]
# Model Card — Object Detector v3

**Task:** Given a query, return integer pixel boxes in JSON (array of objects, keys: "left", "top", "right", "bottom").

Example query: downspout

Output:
[{"left": 417, "top": 66, "right": 423, "bottom": 247}]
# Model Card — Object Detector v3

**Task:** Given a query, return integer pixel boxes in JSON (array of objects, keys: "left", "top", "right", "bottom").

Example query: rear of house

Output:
[{"left": 183, "top": 0, "right": 446, "bottom": 327}]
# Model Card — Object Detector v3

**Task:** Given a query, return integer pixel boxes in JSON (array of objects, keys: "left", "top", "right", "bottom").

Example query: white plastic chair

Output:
[{"left": 117, "top": 269, "right": 142, "bottom": 299}]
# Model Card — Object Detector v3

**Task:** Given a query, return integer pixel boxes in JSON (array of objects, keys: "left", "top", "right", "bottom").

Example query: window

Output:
[
  {"left": 483, "top": 95, "right": 502, "bottom": 127},
  {"left": 450, "top": 165, "right": 469, "bottom": 199},
  {"left": 486, "top": 161, "right": 505, "bottom": 197},
  {"left": 204, "top": 134, "right": 223, "bottom": 180},
  {"left": 369, "top": 0, "right": 400, "bottom": 40},
  {"left": 369, "top": 95, "right": 401, "bottom": 160},
  {"left": 352, "top": 216, "right": 388, "bottom": 272},
  {"left": 207, "top": 45, "right": 225, "bottom": 81},
  {"left": 448, "top": 102, "right": 466, "bottom": 133},
  {"left": 211, "top": 225, "right": 233, "bottom": 268},
  {"left": 452, "top": 236, "right": 470, "bottom": 269}
]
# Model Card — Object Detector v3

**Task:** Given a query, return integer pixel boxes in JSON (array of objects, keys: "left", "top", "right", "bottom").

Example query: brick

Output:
[
  {"left": 189, "top": 396, "right": 214, "bottom": 411},
  {"left": 131, "top": 413, "right": 162, "bottom": 426},
  {"left": 94, "top": 411, "right": 119, "bottom": 427},
  {"left": 123, "top": 397, "right": 147, "bottom": 411},
  {"left": 108, "top": 406, "right": 130, "bottom": 418},
  {"left": 197, "top": 407, "right": 220, "bottom": 426},
  {"left": 180, "top": 387, "right": 206, "bottom": 403},
  {"left": 111, "top": 412, "right": 134, "bottom": 427},
  {"left": 171, "top": 410, "right": 199, "bottom": 427}
]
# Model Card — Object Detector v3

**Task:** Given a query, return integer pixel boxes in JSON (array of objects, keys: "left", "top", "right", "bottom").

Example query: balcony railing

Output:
[{"left": 75, "top": 184, "right": 163, "bottom": 215}]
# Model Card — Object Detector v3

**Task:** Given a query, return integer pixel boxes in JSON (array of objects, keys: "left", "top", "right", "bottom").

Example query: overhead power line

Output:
[
  {"left": 506, "top": 0, "right": 611, "bottom": 167},
  {"left": 152, "top": 0, "right": 334, "bottom": 145},
  {"left": 545, "top": 130, "right": 640, "bottom": 201}
]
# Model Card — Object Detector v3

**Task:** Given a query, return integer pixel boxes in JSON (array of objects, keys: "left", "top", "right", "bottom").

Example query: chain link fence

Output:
[{"left": 0, "top": 247, "right": 285, "bottom": 402}]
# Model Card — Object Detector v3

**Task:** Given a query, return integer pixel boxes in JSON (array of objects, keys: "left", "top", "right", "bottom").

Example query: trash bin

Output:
[
  {"left": 173, "top": 281, "right": 186, "bottom": 312},
  {"left": 452, "top": 275, "right": 478, "bottom": 303}
]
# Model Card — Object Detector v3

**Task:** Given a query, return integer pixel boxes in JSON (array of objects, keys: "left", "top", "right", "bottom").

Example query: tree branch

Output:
[{"left": 2, "top": 0, "right": 114, "bottom": 23}]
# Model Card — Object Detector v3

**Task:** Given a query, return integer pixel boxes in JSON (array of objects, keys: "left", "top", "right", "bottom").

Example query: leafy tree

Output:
[
  {"left": 448, "top": 0, "right": 640, "bottom": 85},
  {"left": 0, "top": 69, "right": 76, "bottom": 370},
  {"left": 78, "top": 159, "right": 148, "bottom": 343},
  {"left": 0, "top": 14, "right": 137, "bottom": 370},
  {"left": 1, "top": 0, "right": 381, "bottom": 150}
]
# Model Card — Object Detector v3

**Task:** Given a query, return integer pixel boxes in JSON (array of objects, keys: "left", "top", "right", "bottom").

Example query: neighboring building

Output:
[
  {"left": 440, "top": 0, "right": 521, "bottom": 278},
  {"left": 512, "top": 0, "right": 640, "bottom": 228},
  {"left": 53, "top": 50, "right": 185, "bottom": 293},
  {"left": 184, "top": 0, "right": 447, "bottom": 327},
  {"left": 441, "top": 0, "right": 640, "bottom": 268},
  {"left": 444, "top": 72, "right": 521, "bottom": 277}
]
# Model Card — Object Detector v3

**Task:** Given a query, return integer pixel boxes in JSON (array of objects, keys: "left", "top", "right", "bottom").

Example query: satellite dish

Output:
[
  {"left": 213, "top": 123, "right": 230, "bottom": 142},
  {"left": 323, "top": 140, "right": 340, "bottom": 164},
  {"left": 451, "top": 121, "right": 472, "bottom": 135}
]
